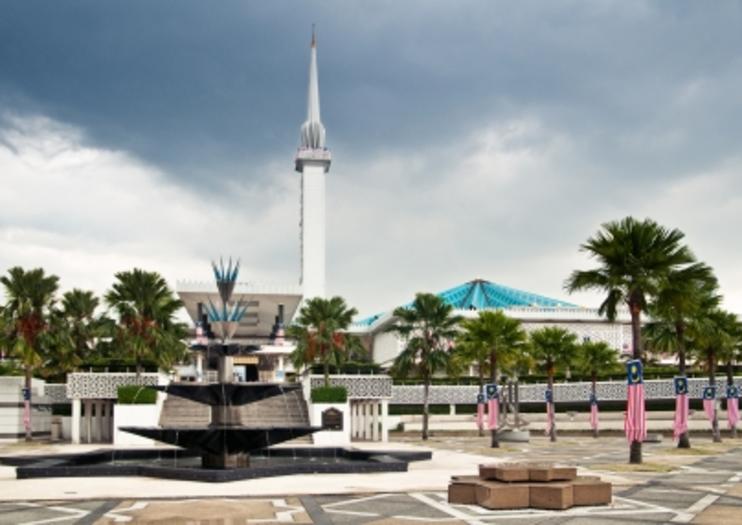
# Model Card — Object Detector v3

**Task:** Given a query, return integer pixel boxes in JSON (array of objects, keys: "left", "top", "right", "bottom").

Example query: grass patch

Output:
[
  {"left": 593, "top": 462, "right": 677, "bottom": 473},
  {"left": 659, "top": 446, "right": 718, "bottom": 456}
]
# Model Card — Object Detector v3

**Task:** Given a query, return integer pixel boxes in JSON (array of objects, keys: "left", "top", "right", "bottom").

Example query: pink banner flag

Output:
[
  {"left": 624, "top": 360, "right": 646, "bottom": 442},
  {"left": 476, "top": 403, "right": 485, "bottom": 430},
  {"left": 702, "top": 385, "right": 716, "bottom": 427},
  {"left": 487, "top": 398, "right": 499, "bottom": 430},
  {"left": 728, "top": 397, "right": 740, "bottom": 430},
  {"left": 545, "top": 402, "right": 555, "bottom": 436},
  {"left": 590, "top": 402, "right": 599, "bottom": 431},
  {"left": 673, "top": 394, "right": 689, "bottom": 440},
  {"left": 23, "top": 400, "right": 31, "bottom": 429}
]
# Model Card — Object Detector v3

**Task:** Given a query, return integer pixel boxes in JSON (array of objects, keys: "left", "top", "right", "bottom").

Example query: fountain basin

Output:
[{"left": 4, "top": 447, "right": 432, "bottom": 483}]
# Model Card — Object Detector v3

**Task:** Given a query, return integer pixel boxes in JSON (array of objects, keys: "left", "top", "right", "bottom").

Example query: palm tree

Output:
[
  {"left": 529, "top": 327, "right": 578, "bottom": 442},
  {"left": 387, "top": 293, "right": 461, "bottom": 440},
  {"left": 565, "top": 216, "right": 697, "bottom": 463},
  {"left": 646, "top": 267, "right": 718, "bottom": 448},
  {"left": 45, "top": 290, "right": 105, "bottom": 375},
  {"left": 288, "top": 296, "right": 359, "bottom": 387},
  {"left": 105, "top": 269, "right": 187, "bottom": 376},
  {"left": 720, "top": 318, "right": 742, "bottom": 438},
  {"left": 575, "top": 340, "right": 620, "bottom": 438},
  {"left": 0, "top": 267, "right": 60, "bottom": 441},
  {"left": 457, "top": 311, "right": 526, "bottom": 446},
  {"left": 690, "top": 308, "right": 739, "bottom": 442},
  {"left": 450, "top": 336, "right": 488, "bottom": 436}
]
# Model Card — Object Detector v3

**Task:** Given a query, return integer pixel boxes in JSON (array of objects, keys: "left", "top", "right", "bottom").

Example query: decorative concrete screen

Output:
[
  {"left": 66, "top": 373, "right": 160, "bottom": 400},
  {"left": 391, "top": 377, "right": 742, "bottom": 404},
  {"left": 309, "top": 375, "right": 392, "bottom": 399},
  {"left": 44, "top": 384, "right": 69, "bottom": 404}
]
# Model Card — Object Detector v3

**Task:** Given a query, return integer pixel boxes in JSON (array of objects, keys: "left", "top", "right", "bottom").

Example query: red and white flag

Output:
[
  {"left": 728, "top": 397, "right": 740, "bottom": 430},
  {"left": 624, "top": 360, "right": 646, "bottom": 443},
  {"left": 702, "top": 386, "right": 716, "bottom": 426},
  {"left": 673, "top": 394, "right": 689, "bottom": 440},
  {"left": 590, "top": 402, "right": 599, "bottom": 432},
  {"left": 487, "top": 398, "right": 499, "bottom": 430},
  {"left": 545, "top": 402, "right": 555, "bottom": 436},
  {"left": 476, "top": 402, "right": 485, "bottom": 430}
]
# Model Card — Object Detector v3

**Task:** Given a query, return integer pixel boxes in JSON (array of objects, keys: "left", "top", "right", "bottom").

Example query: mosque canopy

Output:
[{"left": 355, "top": 278, "right": 577, "bottom": 327}]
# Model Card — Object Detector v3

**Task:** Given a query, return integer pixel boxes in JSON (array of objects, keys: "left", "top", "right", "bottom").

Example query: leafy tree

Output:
[
  {"left": 528, "top": 327, "right": 578, "bottom": 442},
  {"left": 0, "top": 267, "right": 60, "bottom": 441},
  {"left": 387, "top": 293, "right": 461, "bottom": 440},
  {"left": 575, "top": 340, "right": 620, "bottom": 437},
  {"left": 645, "top": 267, "right": 718, "bottom": 448},
  {"left": 288, "top": 296, "right": 360, "bottom": 387},
  {"left": 565, "top": 216, "right": 697, "bottom": 463},
  {"left": 456, "top": 311, "right": 526, "bottom": 445},
  {"left": 105, "top": 269, "right": 187, "bottom": 376}
]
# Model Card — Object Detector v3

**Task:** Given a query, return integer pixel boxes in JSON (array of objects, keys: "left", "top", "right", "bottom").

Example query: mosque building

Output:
[{"left": 175, "top": 31, "right": 632, "bottom": 380}]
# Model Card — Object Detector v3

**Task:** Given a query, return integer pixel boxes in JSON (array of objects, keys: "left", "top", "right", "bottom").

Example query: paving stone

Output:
[
  {"left": 475, "top": 480, "right": 530, "bottom": 510},
  {"left": 448, "top": 481, "right": 478, "bottom": 505},
  {"left": 528, "top": 464, "right": 577, "bottom": 481},
  {"left": 529, "top": 482, "right": 574, "bottom": 510},
  {"left": 479, "top": 463, "right": 530, "bottom": 482},
  {"left": 571, "top": 476, "right": 612, "bottom": 506}
]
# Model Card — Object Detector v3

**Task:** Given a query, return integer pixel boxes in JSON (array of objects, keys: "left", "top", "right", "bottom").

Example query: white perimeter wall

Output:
[
  {"left": 113, "top": 393, "right": 165, "bottom": 446},
  {"left": 309, "top": 401, "right": 351, "bottom": 446}
]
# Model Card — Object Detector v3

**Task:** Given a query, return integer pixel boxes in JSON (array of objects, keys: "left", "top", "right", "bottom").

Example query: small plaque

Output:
[{"left": 321, "top": 407, "right": 343, "bottom": 431}]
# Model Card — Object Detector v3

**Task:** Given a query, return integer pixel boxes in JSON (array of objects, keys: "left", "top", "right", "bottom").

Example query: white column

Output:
[
  {"left": 449, "top": 404, "right": 456, "bottom": 415},
  {"left": 195, "top": 353, "right": 204, "bottom": 383},
  {"left": 92, "top": 401, "right": 101, "bottom": 442},
  {"left": 300, "top": 163, "right": 327, "bottom": 299},
  {"left": 372, "top": 402, "right": 379, "bottom": 441},
  {"left": 71, "top": 398, "right": 81, "bottom": 444},
  {"left": 362, "top": 402, "right": 370, "bottom": 441},
  {"left": 381, "top": 399, "right": 389, "bottom": 442},
  {"left": 351, "top": 402, "right": 357, "bottom": 439},
  {"left": 83, "top": 400, "right": 92, "bottom": 443}
]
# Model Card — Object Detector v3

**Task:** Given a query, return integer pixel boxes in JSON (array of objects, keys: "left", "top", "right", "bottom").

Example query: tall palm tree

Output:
[
  {"left": 565, "top": 216, "right": 697, "bottom": 463},
  {"left": 450, "top": 336, "right": 489, "bottom": 436},
  {"left": 387, "top": 293, "right": 461, "bottom": 440},
  {"left": 690, "top": 308, "right": 739, "bottom": 442},
  {"left": 457, "top": 311, "right": 526, "bottom": 446},
  {"left": 0, "top": 267, "right": 60, "bottom": 441},
  {"left": 288, "top": 296, "right": 359, "bottom": 387},
  {"left": 47, "top": 289, "right": 105, "bottom": 375},
  {"left": 646, "top": 267, "right": 719, "bottom": 448},
  {"left": 575, "top": 340, "right": 620, "bottom": 438},
  {"left": 720, "top": 318, "right": 742, "bottom": 438},
  {"left": 105, "top": 269, "right": 187, "bottom": 376},
  {"left": 528, "top": 327, "right": 578, "bottom": 442}
]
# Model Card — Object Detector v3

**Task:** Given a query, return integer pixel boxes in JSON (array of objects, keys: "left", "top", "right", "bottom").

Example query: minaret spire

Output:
[
  {"left": 295, "top": 26, "right": 331, "bottom": 301},
  {"left": 301, "top": 25, "right": 326, "bottom": 149}
]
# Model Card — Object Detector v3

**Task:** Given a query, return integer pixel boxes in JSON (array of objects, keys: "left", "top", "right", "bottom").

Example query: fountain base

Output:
[{"left": 202, "top": 452, "right": 249, "bottom": 469}]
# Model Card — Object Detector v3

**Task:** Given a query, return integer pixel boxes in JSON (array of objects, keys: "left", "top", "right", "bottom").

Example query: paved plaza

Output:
[{"left": 2, "top": 435, "right": 742, "bottom": 524}]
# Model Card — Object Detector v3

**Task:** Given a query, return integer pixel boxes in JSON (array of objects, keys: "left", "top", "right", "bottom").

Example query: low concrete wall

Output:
[
  {"left": 309, "top": 402, "right": 351, "bottom": 446},
  {"left": 0, "top": 376, "right": 51, "bottom": 441},
  {"left": 113, "top": 397, "right": 164, "bottom": 446}
]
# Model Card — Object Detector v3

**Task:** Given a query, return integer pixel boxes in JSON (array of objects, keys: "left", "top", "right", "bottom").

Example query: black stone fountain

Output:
[
  {"left": 121, "top": 258, "right": 321, "bottom": 469},
  {"left": 3, "top": 258, "right": 431, "bottom": 482}
]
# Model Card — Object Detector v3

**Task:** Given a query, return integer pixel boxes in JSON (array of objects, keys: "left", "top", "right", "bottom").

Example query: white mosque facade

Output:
[{"left": 175, "top": 33, "right": 633, "bottom": 378}]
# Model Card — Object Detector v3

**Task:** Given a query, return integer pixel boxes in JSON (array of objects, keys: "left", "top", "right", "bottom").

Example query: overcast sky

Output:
[{"left": 1, "top": 0, "right": 741, "bottom": 318}]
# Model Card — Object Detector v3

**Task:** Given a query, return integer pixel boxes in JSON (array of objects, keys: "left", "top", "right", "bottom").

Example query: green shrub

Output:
[
  {"left": 311, "top": 386, "right": 347, "bottom": 403},
  {"left": 51, "top": 403, "right": 72, "bottom": 416},
  {"left": 117, "top": 385, "right": 158, "bottom": 404}
]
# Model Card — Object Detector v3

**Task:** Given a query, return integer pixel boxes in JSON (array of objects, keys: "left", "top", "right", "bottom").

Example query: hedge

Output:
[
  {"left": 117, "top": 385, "right": 158, "bottom": 404},
  {"left": 311, "top": 386, "right": 348, "bottom": 403}
]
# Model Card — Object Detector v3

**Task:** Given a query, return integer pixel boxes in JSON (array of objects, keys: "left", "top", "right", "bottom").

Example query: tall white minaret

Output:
[{"left": 295, "top": 28, "right": 331, "bottom": 300}]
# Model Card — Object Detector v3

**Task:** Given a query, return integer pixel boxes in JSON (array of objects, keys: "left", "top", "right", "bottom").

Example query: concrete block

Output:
[
  {"left": 529, "top": 482, "right": 574, "bottom": 510},
  {"left": 479, "top": 463, "right": 530, "bottom": 482},
  {"left": 528, "top": 464, "right": 577, "bottom": 481},
  {"left": 572, "top": 476, "right": 612, "bottom": 506},
  {"left": 448, "top": 481, "right": 478, "bottom": 505},
  {"left": 475, "top": 480, "right": 530, "bottom": 510}
]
